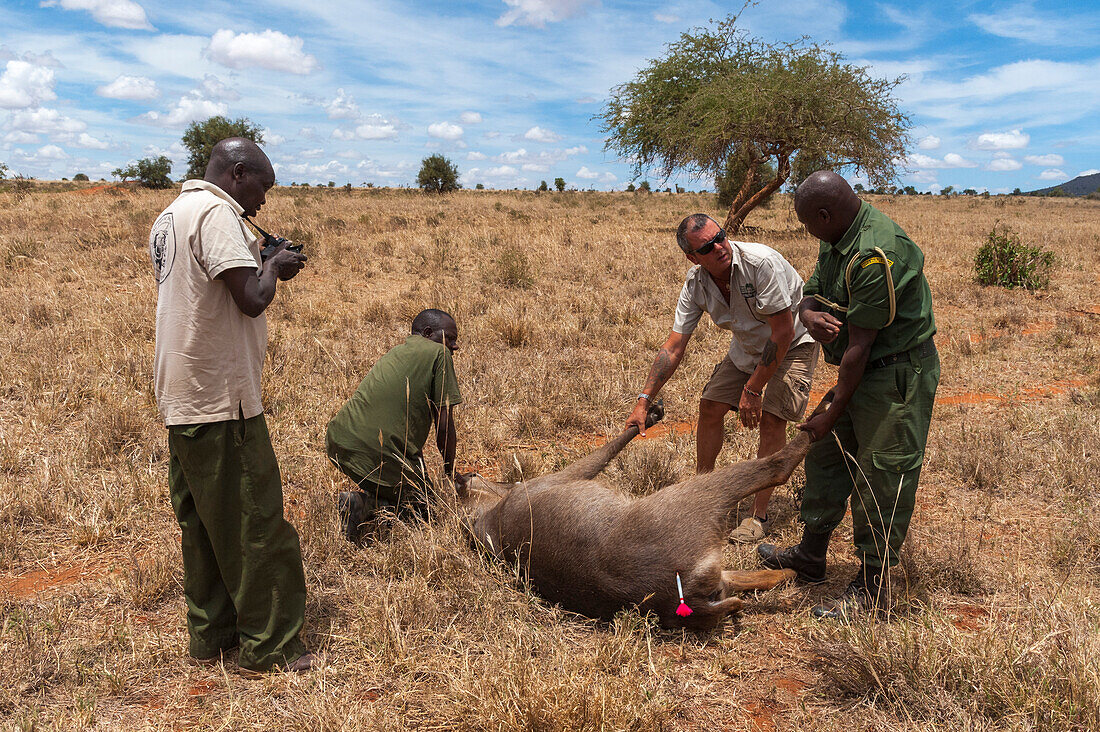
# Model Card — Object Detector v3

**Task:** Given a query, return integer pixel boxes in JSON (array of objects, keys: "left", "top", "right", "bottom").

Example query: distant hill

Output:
[{"left": 1029, "top": 172, "right": 1100, "bottom": 196}]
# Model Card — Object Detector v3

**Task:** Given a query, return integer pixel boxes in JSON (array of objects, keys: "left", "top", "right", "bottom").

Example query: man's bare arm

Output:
[
  {"left": 435, "top": 404, "right": 458, "bottom": 480},
  {"left": 799, "top": 322, "right": 877, "bottom": 440},
  {"left": 625, "top": 331, "right": 691, "bottom": 433},
  {"left": 218, "top": 244, "right": 306, "bottom": 318},
  {"left": 738, "top": 309, "right": 795, "bottom": 429}
]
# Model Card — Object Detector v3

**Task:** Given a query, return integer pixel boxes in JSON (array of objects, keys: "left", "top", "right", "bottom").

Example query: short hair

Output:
[
  {"left": 411, "top": 308, "right": 454, "bottom": 334},
  {"left": 205, "top": 137, "right": 271, "bottom": 180},
  {"left": 675, "top": 213, "right": 719, "bottom": 253}
]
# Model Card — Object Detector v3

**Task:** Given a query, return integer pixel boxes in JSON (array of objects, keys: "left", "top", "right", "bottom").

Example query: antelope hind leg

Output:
[{"left": 722, "top": 568, "right": 796, "bottom": 593}]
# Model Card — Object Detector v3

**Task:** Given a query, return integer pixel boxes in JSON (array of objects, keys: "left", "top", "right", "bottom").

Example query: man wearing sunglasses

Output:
[{"left": 625, "top": 213, "right": 818, "bottom": 543}]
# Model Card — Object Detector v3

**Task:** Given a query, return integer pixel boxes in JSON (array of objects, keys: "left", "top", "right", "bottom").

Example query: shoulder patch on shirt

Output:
[
  {"left": 739, "top": 282, "right": 757, "bottom": 298},
  {"left": 149, "top": 212, "right": 176, "bottom": 284},
  {"left": 860, "top": 255, "right": 893, "bottom": 269}
]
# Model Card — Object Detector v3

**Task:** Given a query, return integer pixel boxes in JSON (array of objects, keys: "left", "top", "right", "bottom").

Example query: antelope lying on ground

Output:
[{"left": 459, "top": 397, "right": 830, "bottom": 630}]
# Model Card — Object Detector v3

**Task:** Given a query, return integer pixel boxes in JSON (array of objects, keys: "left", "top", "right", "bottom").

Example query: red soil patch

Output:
[
  {"left": 938, "top": 378, "right": 1087, "bottom": 405},
  {"left": 743, "top": 701, "right": 778, "bottom": 732},
  {"left": 72, "top": 183, "right": 123, "bottom": 195},
  {"left": 188, "top": 679, "right": 219, "bottom": 697},
  {"left": 0, "top": 562, "right": 100, "bottom": 599},
  {"left": 947, "top": 604, "right": 989, "bottom": 631}
]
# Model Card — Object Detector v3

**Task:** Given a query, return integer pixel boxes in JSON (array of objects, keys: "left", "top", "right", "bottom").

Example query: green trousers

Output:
[
  {"left": 801, "top": 349, "right": 940, "bottom": 570},
  {"left": 331, "top": 458, "right": 433, "bottom": 521},
  {"left": 168, "top": 414, "right": 307, "bottom": 671}
]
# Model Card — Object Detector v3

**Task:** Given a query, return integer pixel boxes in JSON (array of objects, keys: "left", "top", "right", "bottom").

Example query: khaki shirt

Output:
[
  {"left": 802, "top": 201, "right": 936, "bottom": 365},
  {"left": 672, "top": 240, "right": 813, "bottom": 373},
  {"left": 150, "top": 180, "right": 266, "bottom": 426}
]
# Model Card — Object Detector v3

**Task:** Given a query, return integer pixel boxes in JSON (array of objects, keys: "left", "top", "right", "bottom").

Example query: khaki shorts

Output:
[{"left": 700, "top": 342, "right": 819, "bottom": 422}]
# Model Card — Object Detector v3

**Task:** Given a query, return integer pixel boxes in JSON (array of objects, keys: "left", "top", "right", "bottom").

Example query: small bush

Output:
[
  {"left": 492, "top": 249, "right": 534, "bottom": 289},
  {"left": 974, "top": 225, "right": 1054, "bottom": 289}
]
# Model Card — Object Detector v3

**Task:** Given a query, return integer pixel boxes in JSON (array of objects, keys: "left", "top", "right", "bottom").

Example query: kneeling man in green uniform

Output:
[
  {"left": 327, "top": 309, "right": 463, "bottom": 539},
  {"left": 758, "top": 171, "right": 939, "bottom": 619}
]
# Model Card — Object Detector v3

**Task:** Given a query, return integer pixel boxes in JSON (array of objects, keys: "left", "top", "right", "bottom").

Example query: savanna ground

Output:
[{"left": 1, "top": 182, "right": 1098, "bottom": 731}]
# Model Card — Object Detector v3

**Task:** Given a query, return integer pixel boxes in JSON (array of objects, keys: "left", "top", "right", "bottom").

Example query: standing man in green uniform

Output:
[
  {"left": 151, "top": 138, "right": 314, "bottom": 673},
  {"left": 327, "top": 309, "right": 463, "bottom": 540},
  {"left": 758, "top": 171, "right": 939, "bottom": 619}
]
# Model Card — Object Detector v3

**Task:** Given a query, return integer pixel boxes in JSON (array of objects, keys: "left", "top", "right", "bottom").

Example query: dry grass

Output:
[{"left": 1, "top": 184, "right": 1098, "bottom": 729}]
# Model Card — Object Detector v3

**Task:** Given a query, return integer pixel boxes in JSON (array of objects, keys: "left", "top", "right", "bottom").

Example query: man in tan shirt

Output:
[
  {"left": 626, "top": 214, "right": 818, "bottom": 543},
  {"left": 150, "top": 137, "right": 312, "bottom": 674}
]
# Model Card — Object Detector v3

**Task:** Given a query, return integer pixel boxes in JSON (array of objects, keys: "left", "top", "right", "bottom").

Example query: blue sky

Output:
[{"left": 1, "top": 0, "right": 1098, "bottom": 193}]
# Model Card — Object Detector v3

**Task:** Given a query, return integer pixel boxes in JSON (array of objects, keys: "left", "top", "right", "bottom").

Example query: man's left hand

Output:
[{"left": 738, "top": 388, "right": 763, "bottom": 430}]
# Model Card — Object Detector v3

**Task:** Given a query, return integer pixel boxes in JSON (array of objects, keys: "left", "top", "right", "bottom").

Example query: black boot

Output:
[
  {"left": 337, "top": 490, "right": 367, "bottom": 543},
  {"left": 756, "top": 526, "right": 830, "bottom": 584},
  {"left": 811, "top": 564, "right": 890, "bottom": 620}
]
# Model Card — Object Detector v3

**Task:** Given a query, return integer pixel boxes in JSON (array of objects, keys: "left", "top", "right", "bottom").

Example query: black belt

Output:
[{"left": 868, "top": 338, "right": 935, "bottom": 369}]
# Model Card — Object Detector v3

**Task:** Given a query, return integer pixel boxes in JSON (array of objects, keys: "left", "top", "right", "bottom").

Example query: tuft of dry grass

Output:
[{"left": 0, "top": 185, "right": 1098, "bottom": 729}]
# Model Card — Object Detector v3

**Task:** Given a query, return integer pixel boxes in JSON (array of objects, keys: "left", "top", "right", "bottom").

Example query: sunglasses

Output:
[{"left": 690, "top": 228, "right": 726, "bottom": 256}]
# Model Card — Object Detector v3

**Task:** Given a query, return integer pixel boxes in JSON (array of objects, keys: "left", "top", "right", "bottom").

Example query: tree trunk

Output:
[{"left": 723, "top": 151, "right": 791, "bottom": 234}]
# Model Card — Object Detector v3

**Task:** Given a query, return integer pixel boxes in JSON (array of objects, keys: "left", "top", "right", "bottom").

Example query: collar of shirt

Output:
[
  {"left": 181, "top": 179, "right": 245, "bottom": 216},
  {"left": 826, "top": 200, "right": 871, "bottom": 255}
]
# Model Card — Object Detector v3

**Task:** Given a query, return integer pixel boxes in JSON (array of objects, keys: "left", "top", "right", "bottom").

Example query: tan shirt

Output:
[
  {"left": 672, "top": 240, "right": 814, "bottom": 373},
  {"left": 150, "top": 180, "right": 266, "bottom": 426}
]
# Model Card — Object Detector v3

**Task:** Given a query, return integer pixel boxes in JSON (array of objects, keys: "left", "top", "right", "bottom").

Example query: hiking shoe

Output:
[
  {"left": 337, "top": 491, "right": 367, "bottom": 542},
  {"left": 729, "top": 515, "right": 769, "bottom": 544},
  {"left": 239, "top": 652, "right": 317, "bottom": 679},
  {"left": 757, "top": 527, "right": 831, "bottom": 584}
]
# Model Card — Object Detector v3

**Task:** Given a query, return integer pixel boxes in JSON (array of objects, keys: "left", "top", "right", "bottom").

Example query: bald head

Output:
[
  {"left": 204, "top": 137, "right": 274, "bottom": 217},
  {"left": 205, "top": 137, "right": 272, "bottom": 181},
  {"left": 793, "top": 171, "right": 863, "bottom": 244}
]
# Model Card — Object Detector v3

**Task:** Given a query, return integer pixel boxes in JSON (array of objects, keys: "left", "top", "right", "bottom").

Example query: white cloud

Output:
[
  {"left": 198, "top": 74, "right": 239, "bottom": 101},
  {"left": 522, "top": 163, "right": 549, "bottom": 172},
  {"left": 205, "top": 29, "right": 319, "bottom": 74},
  {"left": 301, "top": 148, "right": 324, "bottom": 158},
  {"left": 973, "top": 129, "right": 1030, "bottom": 150},
  {"left": 325, "top": 88, "right": 359, "bottom": 119},
  {"left": 1038, "top": 169, "right": 1066, "bottom": 180},
  {"left": 486, "top": 165, "right": 518, "bottom": 177},
  {"left": 42, "top": 0, "right": 154, "bottom": 30},
  {"left": 96, "top": 74, "right": 158, "bottom": 101},
  {"left": 4, "top": 131, "right": 37, "bottom": 144},
  {"left": 74, "top": 133, "right": 109, "bottom": 149},
  {"left": 428, "top": 121, "right": 464, "bottom": 140},
  {"left": 10, "top": 107, "right": 86, "bottom": 134},
  {"left": 1024, "top": 154, "right": 1064, "bottom": 166},
  {"left": 459, "top": 111, "right": 482, "bottom": 124},
  {"left": 1078, "top": 168, "right": 1100, "bottom": 177},
  {"left": 497, "top": 0, "right": 597, "bottom": 27},
  {"left": 353, "top": 114, "right": 399, "bottom": 140},
  {"left": 0, "top": 60, "right": 56, "bottom": 109},
  {"left": 262, "top": 129, "right": 285, "bottom": 146},
  {"left": 467, "top": 151, "right": 487, "bottom": 161},
  {"left": 37, "top": 144, "right": 67, "bottom": 159},
  {"left": 576, "top": 166, "right": 599, "bottom": 179},
  {"left": 917, "top": 135, "right": 941, "bottom": 150},
  {"left": 987, "top": 157, "right": 1022, "bottom": 171},
  {"left": 564, "top": 145, "right": 587, "bottom": 155},
  {"left": 523, "top": 125, "right": 562, "bottom": 143},
  {"left": 968, "top": 5, "right": 1097, "bottom": 46},
  {"left": 138, "top": 93, "right": 227, "bottom": 127},
  {"left": 906, "top": 152, "right": 976, "bottom": 169},
  {"left": 654, "top": 13, "right": 679, "bottom": 23}
]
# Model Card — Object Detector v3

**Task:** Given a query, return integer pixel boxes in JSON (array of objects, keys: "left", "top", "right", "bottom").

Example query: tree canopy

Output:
[
  {"left": 600, "top": 14, "right": 909, "bottom": 232},
  {"left": 112, "top": 156, "right": 173, "bottom": 188},
  {"left": 417, "top": 154, "right": 460, "bottom": 193},
  {"left": 181, "top": 116, "right": 264, "bottom": 180}
]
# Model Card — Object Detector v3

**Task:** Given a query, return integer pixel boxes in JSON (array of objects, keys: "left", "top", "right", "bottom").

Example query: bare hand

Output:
[
  {"left": 625, "top": 402, "right": 649, "bottom": 436},
  {"left": 797, "top": 411, "right": 834, "bottom": 442},
  {"left": 267, "top": 241, "right": 307, "bottom": 281},
  {"left": 738, "top": 388, "right": 762, "bottom": 429},
  {"left": 802, "top": 310, "right": 842, "bottom": 343}
]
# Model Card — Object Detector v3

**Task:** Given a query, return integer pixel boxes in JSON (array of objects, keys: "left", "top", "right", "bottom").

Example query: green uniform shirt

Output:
[
  {"left": 326, "top": 335, "right": 462, "bottom": 489},
  {"left": 802, "top": 201, "right": 936, "bottom": 365}
]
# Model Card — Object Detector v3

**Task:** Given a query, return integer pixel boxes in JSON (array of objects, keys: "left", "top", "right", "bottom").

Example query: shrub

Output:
[
  {"left": 417, "top": 154, "right": 460, "bottom": 193},
  {"left": 974, "top": 225, "right": 1054, "bottom": 290},
  {"left": 492, "top": 249, "right": 534, "bottom": 289},
  {"left": 112, "top": 156, "right": 173, "bottom": 189},
  {"left": 73, "top": 173, "right": 89, "bottom": 182}
]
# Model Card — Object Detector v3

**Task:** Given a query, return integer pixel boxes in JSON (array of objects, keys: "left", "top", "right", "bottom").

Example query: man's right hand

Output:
[
  {"left": 267, "top": 241, "right": 307, "bottom": 281},
  {"left": 625, "top": 401, "right": 650, "bottom": 436},
  {"left": 801, "top": 310, "right": 842, "bottom": 343}
]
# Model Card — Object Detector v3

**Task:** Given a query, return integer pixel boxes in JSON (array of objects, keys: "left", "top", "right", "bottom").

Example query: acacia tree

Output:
[
  {"left": 417, "top": 154, "right": 460, "bottom": 193},
  {"left": 600, "top": 14, "right": 909, "bottom": 232},
  {"left": 112, "top": 156, "right": 173, "bottom": 188},
  {"left": 181, "top": 116, "right": 264, "bottom": 179}
]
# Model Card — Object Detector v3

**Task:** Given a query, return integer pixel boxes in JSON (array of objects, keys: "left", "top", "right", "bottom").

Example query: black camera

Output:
[{"left": 243, "top": 216, "right": 303, "bottom": 261}]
